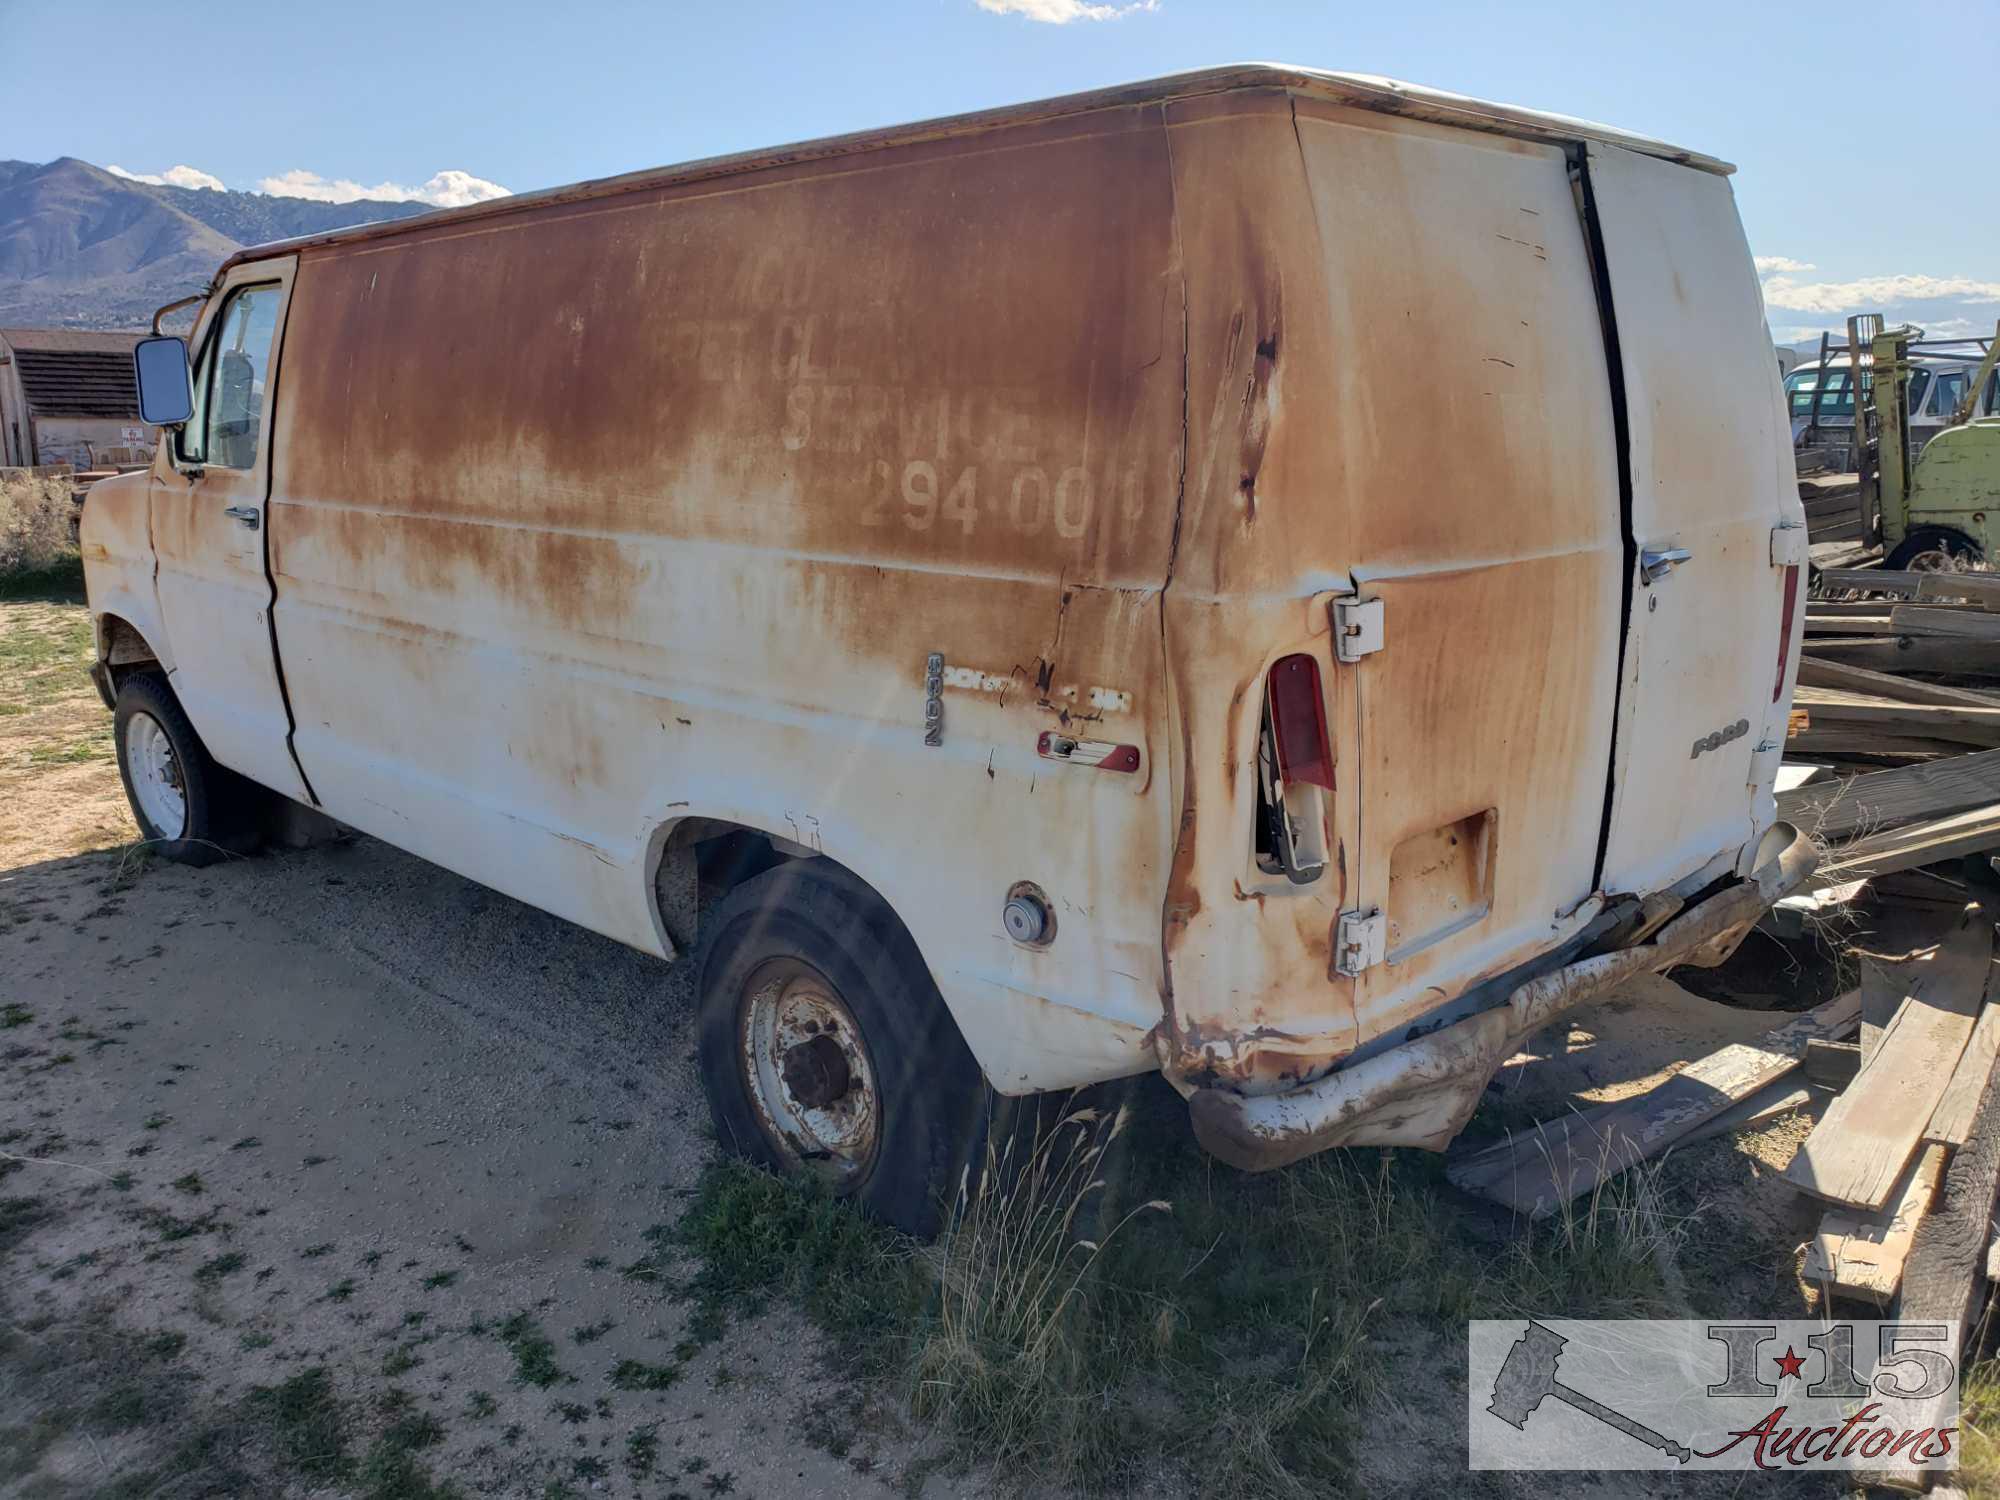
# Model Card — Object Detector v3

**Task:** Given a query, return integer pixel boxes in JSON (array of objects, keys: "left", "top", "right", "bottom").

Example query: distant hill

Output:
[{"left": 0, "top": 158, "right": 437, "bottom": 330}]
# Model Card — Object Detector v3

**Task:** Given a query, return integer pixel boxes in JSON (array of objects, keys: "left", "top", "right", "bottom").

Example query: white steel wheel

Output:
[
  {"left": 123, "top": 710, "right": 188, "bottom": 839},
  {"left": 736, "top": 956, "right": 881, "bottom": 1186}
]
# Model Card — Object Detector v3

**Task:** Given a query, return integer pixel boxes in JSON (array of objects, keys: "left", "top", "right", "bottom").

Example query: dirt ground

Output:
[
  {"left": 1, "top": 590, "right": 950, "bottom": 1497},
  {"left": 0, "top": 587, "right": 1977, "bottom": 1498}
]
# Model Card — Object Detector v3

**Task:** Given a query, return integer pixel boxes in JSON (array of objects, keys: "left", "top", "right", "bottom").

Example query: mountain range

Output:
[{"left": 0, "top": 158, "right": 437, "bottom": 330}]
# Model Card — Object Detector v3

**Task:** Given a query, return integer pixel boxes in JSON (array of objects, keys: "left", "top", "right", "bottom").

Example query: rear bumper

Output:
[{"left": 1187, "top": 823, "right": 1819, "bottom": 1171}]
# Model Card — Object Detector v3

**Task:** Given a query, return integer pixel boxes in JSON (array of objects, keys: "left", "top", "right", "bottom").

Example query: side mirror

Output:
[{"left": 134, "top": 335, "right": 194, "bottom": 427}]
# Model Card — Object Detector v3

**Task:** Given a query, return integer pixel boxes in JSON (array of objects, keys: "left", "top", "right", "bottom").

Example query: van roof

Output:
[{"left": 216, "top": 64, "right": 1731, "bottom": 277}]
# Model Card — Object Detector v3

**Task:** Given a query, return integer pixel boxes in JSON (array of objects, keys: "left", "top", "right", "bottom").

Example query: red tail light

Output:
[
  {"left": 1268, "top": 654, "right": 1334, "bottom": 790},
  {"left": 1773, "top": 563, "right": 1801, "bottom": 702}
]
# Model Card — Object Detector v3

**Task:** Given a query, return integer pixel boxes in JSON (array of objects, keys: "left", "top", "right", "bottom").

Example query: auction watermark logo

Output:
[{"left": 1469, "top": 1319, "right": 1960, "bottom": 1472}]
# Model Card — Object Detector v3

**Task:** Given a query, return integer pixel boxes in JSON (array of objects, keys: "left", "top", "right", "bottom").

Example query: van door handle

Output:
[
  {"left": 1639, "top": 546, "right": 1691, "bottom": 584},
  {"left": 223, "top": 506, "right": 260, "bottom": 530}
]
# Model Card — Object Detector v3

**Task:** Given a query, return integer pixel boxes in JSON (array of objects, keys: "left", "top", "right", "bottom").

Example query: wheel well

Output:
[
  {"left": 97, "top": 614, "right": 161, "bottom": 687},
  {"left": 650, "top": 817, "right": 887, "bottom": 957}
]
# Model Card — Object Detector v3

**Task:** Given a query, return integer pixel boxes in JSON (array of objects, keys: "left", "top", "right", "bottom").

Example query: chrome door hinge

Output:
[
  {"left": 1332, "top": 596, "right": 1385, "bottom": 662},
  {"left": 1334, "top": 908, "right": 1386, "bottom": 977}
]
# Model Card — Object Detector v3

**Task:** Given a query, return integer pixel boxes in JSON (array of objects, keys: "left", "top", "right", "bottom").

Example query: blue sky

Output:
[{"left": 8, "top": 0, "right": 1995, "bottom": 343}]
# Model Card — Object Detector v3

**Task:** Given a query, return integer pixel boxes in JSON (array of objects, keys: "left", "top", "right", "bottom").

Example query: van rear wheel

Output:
[
  {"left": 112, "top": 672, "right": 262, "bottom": 866},
  {"left": 693, "top": 862, "right": 983, "bottom": 1236}
]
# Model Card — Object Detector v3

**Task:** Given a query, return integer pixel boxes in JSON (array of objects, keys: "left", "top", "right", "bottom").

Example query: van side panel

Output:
[
  {"left": 266, "top": 108, "right": 1187, "bottom": 1092},
  {"left": 1158, "top": 94, "right": 1624, "bottom": 1089}
]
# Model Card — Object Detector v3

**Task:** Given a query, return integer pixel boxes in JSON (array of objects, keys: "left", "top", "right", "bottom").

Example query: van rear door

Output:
[{"left": 1585, "top": 144, "right": 1803, "bottom": 896}]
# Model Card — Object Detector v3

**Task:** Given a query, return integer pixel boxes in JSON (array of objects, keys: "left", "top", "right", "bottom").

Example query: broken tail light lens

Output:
[
  {"left": 1267, "top": 654, "right": 1334, "bottom": 790},
  {"left": 1773, "top": 563, "right": 1801, "bottom": 702}
]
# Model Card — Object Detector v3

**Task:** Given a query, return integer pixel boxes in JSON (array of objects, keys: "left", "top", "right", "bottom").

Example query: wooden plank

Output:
[
  {"left": 1803, "top": 1038, "right": 1861, "bottom": 1090},
  {"left": 1802, "top": 616, "right": 1900, "bottom": 635},
  {"left": 1890, "top": 603, "right": 2000, "bottom": 641},
  {"left": 1446, "top": 990, "right": 1860, "bottom": 1216},
  {"left": 1795, "top": 656, "right": 2000, "bottom": 708},
  {"left": 1675, "top": 1081, "right": 1811, "bottom": 1149},
  {"left": 1988, "top": 1237, "right": 1999, "bottom": 1282},
  {"left": 1917, "top": 572, "right": 2000, "bottom": 611},
  {"left": 1816, "top": 567, "right": 1923, "bottom": 597},
  {"left": 1785, "top": 729, "right": 1959, "bottom": 758},
  {"left": 1778, "top": 746, "right": 2000, "bottom": 841},
  {"left": 1802, "top": 636, "right": 2000, "bottom": 678},
  {"left": 1805, "top": 1143, "right": 1948, "bottom": 1304},
  {"left": 1895, "top": 1052, "right": 2000, "bottom": 1366},
  {"left": 1782, "top": 907, "right": 1991, "bottom": 1209},
  {"left": 1784, "top": 699, "right": 2000, "bottom": 747},
  {"left": 1813, "top": 569, "right": 2000, "bottom": 608},
  {"left": 1923, "top": 1002, "right": 2000, "bottom": 1147},
  {"left": 1819, "top": 804, "right": 2000, "bottom": 883}
]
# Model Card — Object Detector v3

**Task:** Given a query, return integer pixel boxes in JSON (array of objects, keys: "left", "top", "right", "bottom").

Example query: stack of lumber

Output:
[
  {"left": 1787, "top": 565, "right": 2000, "bottom": 893},
  {"left": 1448, "top": 905, "right": 2000, "bottom": 1384},
  {"left": 1792, "top": 906, "right": 1998, "bottom": 1310}
]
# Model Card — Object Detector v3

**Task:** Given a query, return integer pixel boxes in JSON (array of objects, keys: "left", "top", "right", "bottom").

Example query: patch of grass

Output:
[
  {"left": 495, "top": 1312, "right": 568, "bottom": 1388},
  {"left": 0, "top": 1005, "right": 31, "bottom": 1028},
  {"left": 323, "top": 1279, "right": 358, "bottom": 1303},
  {"left": 1965, "top": 1357, "right": 1999, "bottom": 1497},
  {"left": 0, "top": 1195, "right": 55, "bottom": 1255},
  {"left": 240, "top": 1366, "right": 353, "bottom": 1483},
  {"left": 135, "top": 1205, "right": 223, "bottom": 1242},
  {"left": 194, "top": 1251, "right": 247, "bottom": 1285},
  {"left": 625, "top": 1423, "right": 660, "bottom": 1478},
  {"left": 672, "top": 1164, "right": 924, "bottom": 1353},
  {"left": 171, "top": 1172, "right": 204, "bottom": 1195},
  {"left": 677, "top": 1082, "right": 1684, "bottom": 1497},
  {"left": 382, "top": 1344, "right": 423, "bottom": 1377},
  {"left": 571, "top": 1318, "right": 614, "bottom": 1344},
  {"left": 301, "top": 1242, "right": 336, "bottom": 1258},
  {"left": 421, "top": 1270, "right": 457, "bottom": 1290},
  {"left": 142, "top": 1113, "right": 171, "bottom": 1131},
  {"left": 27, "top": 738, "right": 106, "bottom": 766},
  {"left": 230, "top": 1136, "right": 262, "bottom": 1151},
  {"left": 465, "top": 1390, "right": 497, "bottom": 1419},
  {"left": 609, "top": 1358, "right": 681, "bottom": 1392}
]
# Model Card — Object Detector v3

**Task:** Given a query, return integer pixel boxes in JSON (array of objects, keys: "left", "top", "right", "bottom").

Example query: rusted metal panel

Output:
[
  {"left": 1155, "top": 93, "right": 1624, "bottom": 1095},
  {"left": 267, "top": 106, "right": 1186, "bottom": 1092}
]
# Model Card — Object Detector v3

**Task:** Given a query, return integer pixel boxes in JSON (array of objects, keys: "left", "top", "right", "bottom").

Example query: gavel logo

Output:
[{"left": 1488, "top": 1321, "right": 1693, "bottom": 1464}]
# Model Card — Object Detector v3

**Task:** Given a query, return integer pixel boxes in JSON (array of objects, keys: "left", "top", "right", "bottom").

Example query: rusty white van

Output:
[{"left": 91, "top": 66, "right": 1813, "bottom": 1232}]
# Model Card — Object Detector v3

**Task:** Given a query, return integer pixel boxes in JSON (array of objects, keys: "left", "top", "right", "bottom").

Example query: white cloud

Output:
[
  {"left": 975, "top": 0, "right": 1157, "bottom": 22},
  {"left": 107, "top": 163, "right": 226, "bottom": 192},
  {"left": 1753, "top": 255, "right": 1815, "bottom": 274},
  {"left": 1761, "top": 272, "right": 2000, "bottom": 315},
  {"left": 254, "top": 168, "right": 511, "bottom": 208}
]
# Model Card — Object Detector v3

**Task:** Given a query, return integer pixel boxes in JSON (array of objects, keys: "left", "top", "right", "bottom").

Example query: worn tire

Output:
[
  {"left": 693, "top": 861, "right": 985, "bottom": 1237},
  {"left": 111, "top": 672, "right": 262, "bottom": 866},
  {"left": 1885, "top": 525, "right": 1984, "bottom": 572}
]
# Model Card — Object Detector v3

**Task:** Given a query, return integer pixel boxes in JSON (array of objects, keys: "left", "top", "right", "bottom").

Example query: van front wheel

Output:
[
  {"left": 112, "top": 672, "right": 261, "bottom": 865},
  {"left": 693, "top": 862, "right": 983, "bottom": 1237}
]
